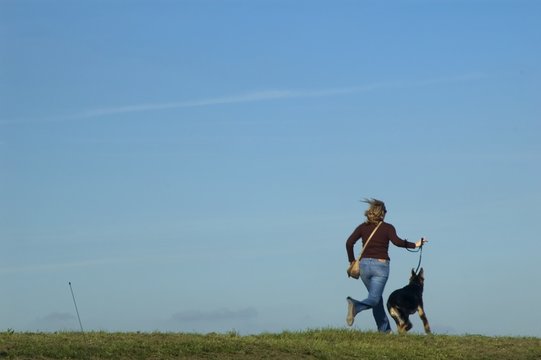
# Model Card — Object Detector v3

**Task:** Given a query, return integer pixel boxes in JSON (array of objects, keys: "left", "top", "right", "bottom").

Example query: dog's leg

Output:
[
  {"left": 389, "top": 307, "right": 406, "bottom": 334},
  {"left": 404, "top": 317, "right": 412, "bottom": 332},
  {"left": 417, "top": 305, "right": 431, "bottom": 334}
]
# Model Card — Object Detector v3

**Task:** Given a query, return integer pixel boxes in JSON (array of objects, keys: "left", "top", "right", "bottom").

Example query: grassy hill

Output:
[{"left": 1, "top": 328, "right": 540, "bottom": 359}]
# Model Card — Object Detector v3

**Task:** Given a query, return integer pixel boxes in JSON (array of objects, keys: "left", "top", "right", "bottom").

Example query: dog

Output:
[{"left": 387, "top": 267, "right": 431, "bottom": 334}]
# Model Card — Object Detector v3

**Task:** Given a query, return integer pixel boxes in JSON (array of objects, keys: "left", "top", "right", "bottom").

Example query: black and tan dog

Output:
[{"left": 387, "top": 268, "right": 431, "bottom": 334}]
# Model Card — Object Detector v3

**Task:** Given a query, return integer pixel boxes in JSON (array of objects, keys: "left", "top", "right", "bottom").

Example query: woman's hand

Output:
[{"left": 415, "top": 237, "right": 428, "bottom": 248}]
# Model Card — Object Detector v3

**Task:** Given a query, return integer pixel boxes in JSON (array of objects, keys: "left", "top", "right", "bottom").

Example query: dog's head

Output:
[{"left": 409, "top": 268, "right": 425, "bottom": 287}]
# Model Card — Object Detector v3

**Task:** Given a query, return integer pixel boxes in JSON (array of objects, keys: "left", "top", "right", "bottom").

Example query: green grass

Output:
[{"left": 1, "top": 328, "right": 540, "bottom": 359}]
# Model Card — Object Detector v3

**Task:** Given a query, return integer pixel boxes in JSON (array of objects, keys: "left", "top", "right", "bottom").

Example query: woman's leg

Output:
[
  {"left": 372, "top": 297, "right": 391, "bottom": 333},
  {"left": 347, "top": 259, "right": 391, "bottom": 332}
]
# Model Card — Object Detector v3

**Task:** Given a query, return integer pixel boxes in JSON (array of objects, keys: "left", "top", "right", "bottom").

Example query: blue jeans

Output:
[{"left": 349, "top": 258, "right": 391, "bottom": 333}]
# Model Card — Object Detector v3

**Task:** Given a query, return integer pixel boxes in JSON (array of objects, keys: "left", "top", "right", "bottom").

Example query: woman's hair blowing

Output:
[{"left": 362, "top": 198, "right": 387, "bottom": 224}]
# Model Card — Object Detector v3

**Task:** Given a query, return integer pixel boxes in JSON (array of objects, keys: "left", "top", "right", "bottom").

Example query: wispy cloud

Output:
[
  {"left": 76, "top": 90, "right": 308, "bottom": 118},
  {"left": 0, "top": 255, "right": 174, "bottom": 274},
  {"left": 74, "top": 85, "right": 389, "bottom": 119},
  {"left": 171, "top": 308, "right": 258, "bottom": 323},
  {"left": 0, "top": 251, "right": 203, "bottom": 274},
  {"left": 32, "top": 312, "right": 78, "bottom": 331},
  {"left": 0, "top": 73, "right": 487, "bottom": 124},
  {"left": 74, "top": 73, "right": 487, "bottom": 119},
  {"left": 39, "top": 312, "right": 76, "bottom": 322},
  {"left": 0, "top": 258, "right": 124, "bottom": 274}
]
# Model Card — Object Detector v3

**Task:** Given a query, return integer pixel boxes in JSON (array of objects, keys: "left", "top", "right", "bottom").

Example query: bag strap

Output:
[{"left": 357, "top": 221, "right": 383, "bottom": 261}]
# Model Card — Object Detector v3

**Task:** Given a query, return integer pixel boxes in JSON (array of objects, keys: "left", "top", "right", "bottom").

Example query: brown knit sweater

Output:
[{"left": 346, "top": 221, "right": 416, "bottom": 262}]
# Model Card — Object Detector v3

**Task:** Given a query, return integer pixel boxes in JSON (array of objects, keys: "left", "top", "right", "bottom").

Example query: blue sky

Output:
[{"left": 1, "top": 0, "right": 540, "bottom": 336}]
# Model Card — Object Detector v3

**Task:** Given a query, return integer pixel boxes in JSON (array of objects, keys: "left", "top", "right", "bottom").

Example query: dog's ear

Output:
[
  {"left": 411, "top": 268, "right": 416, "bottom": 276},
  {"left": 419, "top": 268, "right": 424, "bottom": 276}
]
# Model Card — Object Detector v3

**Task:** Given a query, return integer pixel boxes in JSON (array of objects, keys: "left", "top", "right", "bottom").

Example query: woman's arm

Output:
[
  {"left": 388, "top": 224, "right": 417, "bottom": 249},
  {"left": 345, "top": 225, "right": 362, "bottom": 262}
]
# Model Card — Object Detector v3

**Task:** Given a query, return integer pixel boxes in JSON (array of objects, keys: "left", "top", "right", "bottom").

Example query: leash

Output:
[{"left": 406, "top": 238, "right": 424, "bottom": 274}]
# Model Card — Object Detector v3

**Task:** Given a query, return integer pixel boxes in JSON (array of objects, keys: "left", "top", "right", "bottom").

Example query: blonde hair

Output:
[{"left": 362, "top": 198, "right": 387, "bottom": 224}]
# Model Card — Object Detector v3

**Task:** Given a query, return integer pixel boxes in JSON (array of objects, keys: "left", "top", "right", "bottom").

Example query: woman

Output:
[{"left": 345, "top": 198, "right": 427, "bottom": 332}]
